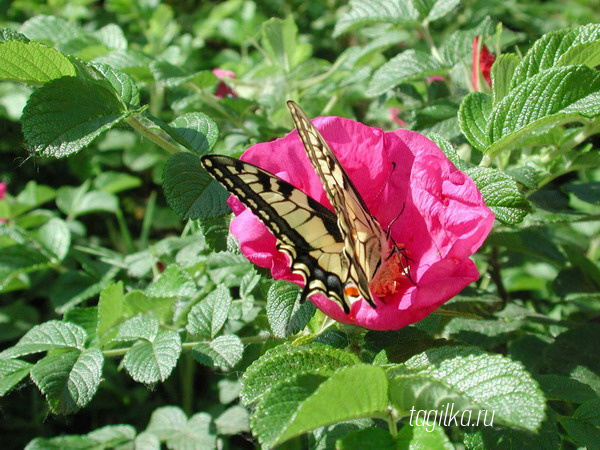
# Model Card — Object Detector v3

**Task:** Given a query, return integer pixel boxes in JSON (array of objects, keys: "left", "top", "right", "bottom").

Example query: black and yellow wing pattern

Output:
[{"left": 201, "top": 101, "right": 392, "bottom": 313}]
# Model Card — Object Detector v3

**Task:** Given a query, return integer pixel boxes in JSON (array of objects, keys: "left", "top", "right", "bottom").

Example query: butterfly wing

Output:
[
  {"left": 287, "top": 101, "right": 388, "bottom": 307},
  {"left": 201, "top": 154, "right": 355, "bottom": 313}
]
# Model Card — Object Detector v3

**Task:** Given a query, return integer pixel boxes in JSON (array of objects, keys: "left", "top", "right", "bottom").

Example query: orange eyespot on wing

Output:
[{"left": 344, "top": 285, "right": 360, "bottom": 297}]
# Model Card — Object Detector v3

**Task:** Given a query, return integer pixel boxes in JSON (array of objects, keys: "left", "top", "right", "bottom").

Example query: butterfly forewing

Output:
[
  {"left": 201, "top": 154, "right": 353, "bottom": 313},
  {"left": 287, "top": 101, "right": 388, "bottom": 307}
]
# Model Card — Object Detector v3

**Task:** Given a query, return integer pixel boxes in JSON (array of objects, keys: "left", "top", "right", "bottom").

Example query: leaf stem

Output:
[
  {"left": 181, "top": 351, "right": 195, "bottom": 415},
  {"left": 489, "top": 246, "right": 509, "bottom": 305},
  {"left": 421, "top": 22, "right": 442, "bottom": 63},
  {"left": 125, "top": 114, "right": 182, "bottom": 155},
  {"left": 387, "top": 408, "right": 399, "bottom": 437}
]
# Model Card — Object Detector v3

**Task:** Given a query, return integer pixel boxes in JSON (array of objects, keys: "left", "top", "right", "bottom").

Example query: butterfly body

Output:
[{"left": 201, "top": 101, "right": 407, "bottom": 314}]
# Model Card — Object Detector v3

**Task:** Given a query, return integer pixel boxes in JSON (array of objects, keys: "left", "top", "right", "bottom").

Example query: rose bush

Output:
[{"left": 227, "top": 116, "right": 495, "bottom": 330}]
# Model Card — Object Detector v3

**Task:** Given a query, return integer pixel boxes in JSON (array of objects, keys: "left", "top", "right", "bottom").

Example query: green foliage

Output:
[{"left": 0, "top": 0, "right": 599, "bottom": 448}]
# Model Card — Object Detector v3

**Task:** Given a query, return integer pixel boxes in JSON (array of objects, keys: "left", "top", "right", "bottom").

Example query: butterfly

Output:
[{"left": 201, "top": 101, "right": 408, "bottom": 314}]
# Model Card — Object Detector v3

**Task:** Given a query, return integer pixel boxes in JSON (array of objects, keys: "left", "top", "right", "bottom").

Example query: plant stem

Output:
[
  {"left": 139, "top": 190, "right": 157, "bottom": 249},
  {"left": 125, "top": 114, "right": 182, "bottom": 155},
  {"left": 421, "top": 22, "right": 442, "bottom": 62},
  {"left": 181, "top": 352, "right": 195, "bottom": 416},
  {"left": 115, "top": 206, "right": 135, "bottom": 253},
  {"left": 387, "top": 409, "right": 399, "bottom": 437},
  {"left": 489, "top": 246, "right": 509, "bottom": 305}
]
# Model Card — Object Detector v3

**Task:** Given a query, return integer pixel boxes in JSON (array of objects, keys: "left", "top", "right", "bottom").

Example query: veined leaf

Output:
[
  {"left": 115, "top": 316, "right": 160, "bottom": 342},
  {"left": 486, "top": 65, "right": 600, "bottom": 157},
  {"left": 240, "top": 344, "right": 361, "bottom": 405},
  {"left": 186, "top": 284, "right": 232, "bottom": 338},
  {"left": 122, "top": 330, "right": 181, "bottom": 384},
  {"left": 388, "top": 346, "right": 545, "bottom": 432},
  {"left": 193, "top": 335, "right": 244, "bottom": 369},
  {"left": 367, "top": 50, "right": 446, "bottom": 96},
  {"left": 0, "top": 320, "right": 87, "bottom": 359},
  {"left": 266, "top": 281, "right": 316, "bottom": 338},
  {"left": 458, "top": 92, "right": 492, "bottom": 151},
  {"left": 466, "top": 167, "right": 531, "bottom": 225},
  {"left": 0, "top": 359, "right": 32, "bottom": 396},
  {"left": 146, "top": 406, "right": 216, "bottom": 449},
  {"left": 333, "top": 0, "right": 420, "bottom": 37},
  {"left": 336, "top": 428, "right": 396, "bottom": 450},
  {"left": 491, "top": 54, "right": 520, "bottom": 105},
  {"left": 22, "top": 77, "right": 128, "bottom": 157},
  {"left": 30, "top": 348, "right": 103, "bottom": 415},
  {"left": 35, "top": 217, "right": 70, "bottom": 262},
  {"left": 251, "top": 365, "right": 389, "bottom": 448},
  {"left": 511, "top": 24, "right": 600, "bottom": 86},
  {"left": 146, "top": 264, "right": 197, "bottom": 298},
  {"left": 167, "top": 113, "right": 219, "bottom": 156},
  {"left": 90, "top": 62, "right": 140, "bottom": 107},
  {"left": 163, "top": 152, "right": 230, "bottom": 220},
  {"left": 0, "top": 40, "right": 75, "bottom": 84}
]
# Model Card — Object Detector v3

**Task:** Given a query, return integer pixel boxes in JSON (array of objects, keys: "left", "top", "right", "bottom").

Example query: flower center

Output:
[{"left": 370, "top": 248, "right": 411, "bottom": 299}]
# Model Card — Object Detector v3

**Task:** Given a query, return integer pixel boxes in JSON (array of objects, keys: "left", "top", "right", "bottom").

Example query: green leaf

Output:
[
  {"left": 193, "top": 335, "right": 244, "bottom": 369},
  {"left": 261, "top": 16, "right": 309, "bottom": 71},
  {"left": 146, "top": 406, "right": 216, "bottom": 450},
  {"left": 0, "top": 358, "right": 32, "bottom": 396},
  {"left": 267, "top": 281, "right": 316, "bottom": 338},
  {"left": 93, "top": 171, "right": 142, "bottom": 194},
  {"left": 200, "top": 216, "right": 230, "bottom": 252},
  {"left": 333, "top": 0, "right": 419, "bottom": 37},
  {"left": 115, "top": 316, "right": 159, "bottom": 342},
  {"left": 427, "top": 132, "right": 465, "bottom": 169},
  {"left": 465, "top": 167, "right": 531, "bottom": 225},
  {"left": 367, "top": 50, "right": 446, "bottom": 96},
  {"left": 93, "top": 49, "right": 153, "bottom": 80},
  {"left": 21, "top": 77, "right": 128, "bottom": 157},
  {"left": 90, "top": 62, "right": 140, "bottom": 107},
  {"left": 19, "top": 15, "right": 82, "bottom": 45},
  {"left": 396, "top": 422, "right": 453, "bottom": 449},
  {"left": 559, "top": 399, "right": 600, "bottom": 447},
  {"left": 486, "top": 65, "right": 600, "bottom": 157},
  {"left": 35, "top": 217, "right": 70, "bottom": 261},
  {"left": 536, "top": 374, "right": 598, "bottom": 404},
  {"left": 94, "top": 24, "right": 127, "bottom": 50},
  {"left": 186, "top": 284, "right": 232, "bottom": 338},
  {"left": 97, "top": 283, "right": 125, "bottom": 346},
  {"left": 0, "top": 28, "right": 30, "bottom": 43},
  {"left": 545, "top": 324, "right": 600, "bottom": 376},
  {"left": 56, "top": 185, "right": 119, "bottom": 217},
  {"left": 122, "top": 330, "right": 181, "bottom": 384},
  {"left": 215, "top": 405, "right": 250, "bottom": 435},
  {"left": 388, "top": 346, "right": 545, "bottom": 432},
  {"left": 491, "top": 54, "right": 520, "bottom": 105},
  {"left": 26, "top": 435, "right": 99, "bottom": 449},
  {"left": 424, "top": 0, "right": 460, "bottom": 22},
  {"left": 0, "top": 40, "right": 76, "bottom": 84},
  {"left": 336, "top": 427, "right": 396, "bottom": 450},
  {"left": 13, "top": 181, "right": 56, "bottom": 216},
  {"left": 168, "top": 113, "right": 219, "bottom": 156},
  {"left": 163, "top": 152, "right": 230, "bottom": 220},
  {"left": 511, "top": 24, "right": 600, "bottom": 86},
  {"left": 30, "top": 348, "right": 103, "bottom": 415},
  {"left": 252, "top": 365, "right": 389, "bottom": 447},
  {"left": 240, "top": 344, "right": 361, "bottom": 405},
  {"left": 458, "top": 92, "right": 492, "bottom": 151},
  {"left": 0, "top": 244, "right": 51, "bottom": 291},
  {"left": 146, "top": 264, "right": 197, "bottom": 298},
  {"left": 0, "top": 320, "right": 87, "bottom": 359}
]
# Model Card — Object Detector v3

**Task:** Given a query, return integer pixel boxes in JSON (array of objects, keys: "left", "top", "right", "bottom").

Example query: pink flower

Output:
[
  {"left": 472, "top": 36, "right": 495, "bottom": 91},
  {"left": 427, "top": 75, "right": 445, "bottom": 83},
  {"left": 388, "top": 108, "right": 407, "bottom": 127},
  {"left": 212, "top": 68, "right": 237, "bottom": 98},
  {"left": 228, "top": 117, "right": 494, "bottom": 330},
  {"left": 0, "top": 183, "right": 6, "bottom": 200}
]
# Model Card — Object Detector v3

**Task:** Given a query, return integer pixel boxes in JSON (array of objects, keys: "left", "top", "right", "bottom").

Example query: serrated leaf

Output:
[
  {"left": 26, "top": 435, "right": 99, "bottom": 449},
  {"left": 90, "top": 62, "right": 140, "bottom": 107},
  {"left": 122, "top": 330, "right": 181, "bottom": 384},
  {"left": 427, "top": 132, "right": 464, "bottom": 169},
  {"left": 511, "top": 24, "right": 600, "bottom": 86},
  {"left": 93, "top": 49, "right": 152, "bottom": 80},
  {"left": 134, "top": 432, "right": 160, "bottom": 450},
  {"left": 0, "top": 320, "right": 87, "bottom": 359},
  {"left": 0, "top": 40, "right": 75, "bottom": 84},
  {"left": 0, "top": 28, "right": 30, "bottom": 43},
  {"left": 240, "top": 344, "right": 361, "bottom": 405},
  {"left": 35, "top": 217, "right": 70, "bottom": 261},
  {"left": 146, "top": 407, "right": 216, "bottom": 449},
  {"left": 537, "top": 374, "right": 598, "bottom": 404},
  {"left": 94, "top": 24, "right": 127, "bottom": 50},
  {"left": 367, "top": 50, "right": 446, "bottom": 96},
  {"left": 146, "top": 264, "right": 197, "bottom": 298},
  {"left": 163, "top": 152, "right": 230, "bottom": 220},
  {"left": 30, "top": 348, "right": 103, "bottom": 415},
  {"left": 491, "top": 53, "right": 520, "bottom": 105},
  {"left": 186, "top": 284, "right": 232, "bottom": 338},
  {"left": 19, "top": 15, "right": 82, "bottom": 45},
  {"left": 193, "top": 335, "right": 244, "bottom": 369},
  {"left": 0, "top": 359, "right": 32, "bottom": 396},
  {"left": 115, "top": 316, "right": 160, "bottom": 342},
  {"left": 458, "top": 92, "right": 492, "bottom": 150},
  {"left": 559, "top": 399, "right": 600, "bottom": 448},
  {"left": 87, "top": 424, "right": 136, "bottom": 447},
  {"left": 168, "top": 113, "right": 219, "bottom": 156},
  {"left": 252, "top": 365, "right": 389, "bottom": 447},
  {"left": 466, "top": 167, "right": 530, "bottom": 225},
  {"left": 424, "top": 0, "right": 460, "bottom": 22},
  {"left": 486, "top": 66, "right": 600, "bottom": 157},
  {"left": 396, "top": 422, "right": 453, "bottom": 449},
  {"left": 267, "top": 281, "right": 316, "bottom": 338},
  {"left": 22, "top": 77, "right": 128, "bottom": 157},
  {"left": 200, "top": 216, "right": 230, "bottom": 252},
  {"left": 388, "top": 346, "right": 545, "bottom": 432},
  {"left": 333, "top": 0, "right": 419, "bottom": 37}
]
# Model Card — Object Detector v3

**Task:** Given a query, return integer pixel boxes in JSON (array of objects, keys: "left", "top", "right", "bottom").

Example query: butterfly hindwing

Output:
[
  {"left": 201, "top": 154, "right": 353, "bottom": 313},
  {"left": 287, "top": 101, "right": 388, "bottom": 307}
]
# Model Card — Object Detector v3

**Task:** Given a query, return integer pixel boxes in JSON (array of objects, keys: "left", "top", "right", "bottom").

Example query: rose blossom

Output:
[
  {"left": 212, "top": 68, "right": 237, "bottom": 98},
  {"left": 226, "top": 116, "right": 494, "bottom": 330},
  {"left": 472, "top": 36, "right": 496, "bottom": 90}
]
